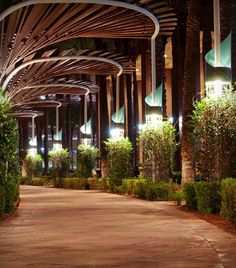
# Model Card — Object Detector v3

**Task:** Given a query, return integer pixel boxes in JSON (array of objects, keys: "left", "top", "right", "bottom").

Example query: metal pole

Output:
[
  {"left": 84, "top": 95, "right": 87, "bottom": 134},
  {"left": 56, "top": 106, "right": 59, "bottom": 139},
  {"left": 151, "top": 38, "right": 156, "bottom": 106},
  {"left": 116, "top": 76, "right": 120, "bottom": 122},
  {"left": 214, "top": 0, "right": 221, "bottom": 67},
  {"left": 32, "top": 116, "right": 35, "bottom": 144}
]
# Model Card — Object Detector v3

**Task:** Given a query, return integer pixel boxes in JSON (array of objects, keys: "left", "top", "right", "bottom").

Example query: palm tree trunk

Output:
[
  {"left": 181, "top": 0, "right": 201, "bottom": 183},
  {"left": 220, "top": 0, "right": 231, "bottom": 41}
]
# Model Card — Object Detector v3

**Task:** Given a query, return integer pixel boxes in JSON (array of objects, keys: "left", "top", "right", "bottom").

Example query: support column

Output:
[{"left": 44, "top": 109, "right": 49, "bottom": 174}]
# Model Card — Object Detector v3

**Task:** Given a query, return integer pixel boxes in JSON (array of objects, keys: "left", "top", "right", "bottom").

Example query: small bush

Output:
[
  {"left": 134, "top": 179, "right": 148, "bottom": 199},
  {"left": 53, "top": 177, "right": 64, "bottom": 188},
  {"left": 194, "top": 182, "right": 221, "bottom": 214},
  {"left": 122, "top": 179, "right": 137, "bottom": 195},
  {"left": 221, "top": 178, "right": 236, "bottom": 223},
  {"left": 183, "top": 183, "right": 197, "bottom": 211},
  {"left": 118, "top": 179, "right": 179, "bottom": 201},
  {"left": 19, "top": 176, "right": 30, "bottom": 185},
  {"left": 97, "top": 178, "right": 109, "bottom": 191},
  {"left": 175, "top": 190, "right": 184, "bottom": 205},
  {"left": 31, "top": 178, "right": 45, "bottom": 186},
  {"left": 144, "top": 182, "right": 169, "bottom": 201},
  {"left": 49, "top": 148, "right": 70, "bottom": 178},
  {"left": 3, "top": 176, "right": 19, "bottom": 214},
  {"left": 0, "top": 185, "right": 5, "bottom": 218},
  {"left": 58, "top": 178, "right": 89, "bottom": 190},
  {"left": 87, "top": 178, "right": 100, "bottom": 190},
  {"left": 105, "top": 138, "right": 132, "bottom": 180},
  {"left": 25, "top": 153, "right": 42, "bottom": 180},
  {"left": 77, "top": 144, "right": 99, "bottom": 178}
]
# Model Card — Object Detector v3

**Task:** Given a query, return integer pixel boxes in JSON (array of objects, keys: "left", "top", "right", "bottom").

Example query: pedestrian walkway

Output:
[{"left": 0, "top": 186, "right": 235, "bottom": 268}]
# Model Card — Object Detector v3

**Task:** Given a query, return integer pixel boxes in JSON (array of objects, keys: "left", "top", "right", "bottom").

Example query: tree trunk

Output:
[
  {"left": 220, "top": 0, "right": 231, "bottom": 41},
  {"left": 181, "top": 0, "right": 201, "bottom": 183},
  {"left": 172, "top": 13, "right": 186, "bottom": 171}
]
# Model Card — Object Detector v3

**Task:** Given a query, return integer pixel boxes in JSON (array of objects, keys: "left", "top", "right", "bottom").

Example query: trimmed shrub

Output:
[
  {"left": 87, "top": 178, "right": 100, "bottom": 190},
  {"left": 3, "top": 176, "right": 19, "bottom": 214},
  {"left": 49, "top": 148, "right": 70, "bottom": 178},
  {"left": 144, "top": 182, "right": 168, "bottom": 201},
  {"left": 31, "top": 178, "right": 45, "bottom": 186},
  {"left": 55, "top": 178, "right": 89, "bottom": 190},
  {"left": 122, "top": 179, "right": 137, "bottom": 195},
  {"left": 134, "top": 179, "right": 148, "bottom": 199},
  {"left": 183, "top": 183, "right": 197, "bottom": 211},
  {"left": 25, "top": 153, "right": 43, "bottom": 180},
  {"left": 0, "top": 185, "right": 5, "bottom": 218},
  {"left": 194, "top": 182, "right": 221, "bottom": 214},
  {"left": 139, "top": 122, "right": 178, "bottom": 181},
  {"left": 175, "top": 190, "right": 184, "bottom": 205},
  {"left": 77, "top": 144, "right": 99, "bottom": 178},
  {"left": 19, "top": 176, "right": 30, "bottom": 185},
  {"left": 105, "top": 138, "right": 132, "bottom": 182},
  {"left": 221, "top": 178, "right": 236, "bottom": 223},
  {"left": 190, "top": 89, "right": 236, "bottom": 180},
  {"left": 119, "top": 179, "right": 179, "bottom": 201},
  {"left": 97, "top": 178, "right": 109, "bottom": 191}
]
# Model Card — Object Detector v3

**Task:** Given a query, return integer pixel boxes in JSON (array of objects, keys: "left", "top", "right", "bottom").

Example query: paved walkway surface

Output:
[{"left": 0, "top": 186, "right": 236, "bottom": 268}]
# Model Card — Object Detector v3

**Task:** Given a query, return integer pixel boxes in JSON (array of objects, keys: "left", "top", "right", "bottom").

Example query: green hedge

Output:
[
  {"left": 221, "top": 178, "right": 236, "bottom": 223},
  {"left": 195, "top": 182, "right": 221, "bottom": 214},
  {"left": 115, "top": 178, "right": 180, "bottom": 201},
  {"left": 183, "top": 183, "right": 198, "bottom": 211},
  {"left": 0, "top": 177, "right": 19, "bottom": 218},
  {"left": 183, "top": 182, "right": 221, "bottom": 214}
]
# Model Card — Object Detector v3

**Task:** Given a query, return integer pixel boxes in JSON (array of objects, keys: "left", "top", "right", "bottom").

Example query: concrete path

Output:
[{"left": 0, "top": 186, "right": 236, "bottom": 268}]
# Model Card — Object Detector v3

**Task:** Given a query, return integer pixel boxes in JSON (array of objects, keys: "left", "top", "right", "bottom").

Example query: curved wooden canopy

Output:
[
  {"left": 11, "top": 79, "right": 99, "bottom": 107},
  {"left": 14, "top": 111, "right": 44, "bottom": 118},
  {"left": 4, "top": 49, "right": 134, "bottom": 93},
  {"left": 0, "top": 0, "right": 176, "bottom": 79}
]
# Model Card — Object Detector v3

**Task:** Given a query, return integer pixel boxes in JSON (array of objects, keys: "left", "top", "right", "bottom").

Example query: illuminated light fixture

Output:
[
  {"left": 28, "top": 113, "right": 37, "bottom": 156},
  {"left": 53, "top": 102, "right": 62, "bottom": 151},
  {"left": 81, "top": 138, "right": 91, "bottom": 145},
  {"left": 53, "top": 141, "right": 62, "bottom": 151},
  {"left": 205, "top": 80, "right": 231, "bottom": 99},
  {"left": 110, "top": 73, "right": 124, "bottom": 140},
  {"left": 164, "top": 54, "right": 167, "bottom": 58},
  {"left": 168, "top": 116, "right": 174, "bottom": 124},
  {"left": 28, "top": 146, "right": 37, "bottom": 157},
  {"left": 110, "top": 127, "right": 124, "bottom": 140},
  {"left": 145, "top": 106, "right": 163, "bottom": 126}
]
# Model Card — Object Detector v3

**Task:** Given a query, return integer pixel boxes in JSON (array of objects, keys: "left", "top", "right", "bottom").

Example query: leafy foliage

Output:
[
  {"left": 48, "top": 148, "right": 70, "bottom": 178},
  {"left": 190, "top": 89, "right": 236, "bottom": 180},
  {"left": 0, "top": 91, "right": 20, "bottom": 182},
  {"left": 0, "top": 90, "right": 20, "bottom": 218},
  {"left": 194, "top": 181, "right": 221, "bottom": 214},
  {"left": 221, "top": 178, "right": 236, "bottom": 223},
  {"left": 139, "top": 122, "right": 178, "bottom": 181},
  {"left": 183, "top": 183, "right": 197, "bottom": 210},
  {"left": 77, "top": 144, "right": 99, "bottom": 178},
  {"left": 113, "top": 178, "right": 180, "bottom": 201},
  {"left": 25, "top": 153, "right": 42, "bottom": 179},
  {"left": 105, "top": 138, "right": 132, "bottom": 182}
]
